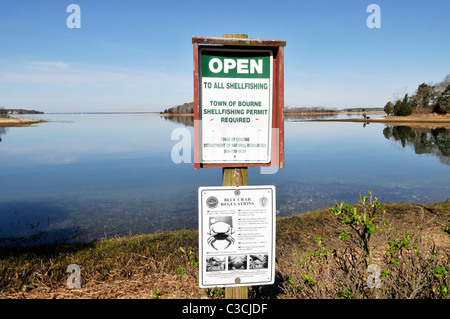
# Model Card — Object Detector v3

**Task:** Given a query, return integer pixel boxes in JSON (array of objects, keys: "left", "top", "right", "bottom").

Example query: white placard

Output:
[
  {"left": 199, "top": 48, "right": 273, "bottom": 163},
  {"left": 198, "top": 185, "right": 276, "bottom": 288}
]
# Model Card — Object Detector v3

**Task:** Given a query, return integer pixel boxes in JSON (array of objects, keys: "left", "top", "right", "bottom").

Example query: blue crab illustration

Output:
[{"left": 207, "top": 221, "right": 235, "bottom": 250}]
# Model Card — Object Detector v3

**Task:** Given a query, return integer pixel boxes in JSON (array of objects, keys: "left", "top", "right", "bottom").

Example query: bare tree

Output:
[{"left": 390, "top": 86, "right": 409, "bottom": 102}]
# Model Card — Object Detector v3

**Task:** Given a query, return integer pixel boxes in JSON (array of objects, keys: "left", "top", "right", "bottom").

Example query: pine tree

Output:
[
  {"left": 393, "top": 94, "right": 412, "bottom": 116},
  {"left": 433, "top": 84, "right": 450, "bottom": 114},
  {"left": 384, "top": 101, "right": 393, "bottom": 115}
]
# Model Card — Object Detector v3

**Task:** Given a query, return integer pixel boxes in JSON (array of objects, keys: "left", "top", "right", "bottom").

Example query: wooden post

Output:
[
  {"left": 223, "top": 167, "right": 248, "bottom": 299},
  {"left": 194, "top": 32, "right": 284, "bottom": 298},
  {"left": 221, "top": 33, "right": 249, "bottom": 300}
]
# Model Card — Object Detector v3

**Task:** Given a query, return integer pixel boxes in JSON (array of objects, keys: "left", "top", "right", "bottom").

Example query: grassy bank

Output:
[
  {"left": 1, "top": 196, "right": 449, "bottom": 299},
  {"left": 314, "top": 113, "right": 450, "bottom": 129}
]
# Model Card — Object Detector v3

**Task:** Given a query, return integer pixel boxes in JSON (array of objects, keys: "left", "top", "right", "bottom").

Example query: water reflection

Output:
[
  {"left": 163, "top": 115, "right": 194, "bottom": 127},
  {"left": 162, "top": 113, "right": 377, "bottom": 126},
  {"left": 0, "top": 127, "right": 5, "bottom": 142},
  {"left": 285, "top": 114, "right": 338, "bottom": 122},
  {"left": 383, "top": 125, "right": 450, "bottom": 166},
  {"left": 1, "top": 114, "right": 449, "bottom": 247},
  {"left": 163, "top": 114, "right": 340, "bottom": 126}
]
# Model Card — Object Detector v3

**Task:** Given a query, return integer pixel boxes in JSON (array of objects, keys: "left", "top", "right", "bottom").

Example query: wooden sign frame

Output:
[{"left": 193, "top": 36, "right": 286, "bottom": 170}]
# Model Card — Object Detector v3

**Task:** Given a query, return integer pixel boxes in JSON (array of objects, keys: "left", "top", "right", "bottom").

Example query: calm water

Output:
[{"left": 0, "top": 113, "right": 449, "bottom": 246}]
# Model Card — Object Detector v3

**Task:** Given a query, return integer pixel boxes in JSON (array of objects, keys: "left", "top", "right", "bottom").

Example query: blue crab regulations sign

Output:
[{"left": 198, "top": 185, "right": 276, "bottom": 288}]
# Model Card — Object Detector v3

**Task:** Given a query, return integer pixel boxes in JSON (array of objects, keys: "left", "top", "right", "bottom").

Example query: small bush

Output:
[{"left": 283, "top": 192, "right": 449, "bottom": 299}]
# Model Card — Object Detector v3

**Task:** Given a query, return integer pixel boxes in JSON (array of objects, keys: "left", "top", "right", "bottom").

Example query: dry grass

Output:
[
  {"left": 0, "top": 229, "right": 203, "bottom": 299},
  {"left": 0, "top": 201, "right": 448, "bottom": 299},
  {"left": 312, "top": 113, "right": 450, "bottom": 130}
]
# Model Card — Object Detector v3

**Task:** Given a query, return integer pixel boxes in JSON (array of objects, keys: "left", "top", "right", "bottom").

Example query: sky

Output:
[{"left": 0, "top": 0, "right": 449, "bottom": 113}]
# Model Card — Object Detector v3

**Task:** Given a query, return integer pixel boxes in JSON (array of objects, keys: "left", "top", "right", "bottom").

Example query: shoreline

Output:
[
  {"left": 0, "top": 200, "right": 448, "bottom": 299},
  {"left": 310, "top": 113, "right": 450, "bottom": 129},
  {"left": 331, "top": 113, "right": 450, "bottom": 122},
  {"left": 0, "top": 117, "right": 46, "bottom": 127},
  {"left": 150, "top": 111, "right": 385, "bottom": 116},
  {"left": 148, "top": 111, "right": 450, "bottom": 125},
  {"left": 145, "top": 113, "right": 193, "bottom": 117}
]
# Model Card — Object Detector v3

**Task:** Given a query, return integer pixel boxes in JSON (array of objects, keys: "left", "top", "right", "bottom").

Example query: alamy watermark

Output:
[
  {"left": 66, "top": 4, "right": 81, "bottom": 29},
  {"left": 366, "top": 4, "right": 381, "bottom": 29},
  {"left": 65, "top": 4, "right": 380, "bottom": 30},
  {"left": 66, "top": 264, "right": 81, "bottom": 288},
  {"left": 171, "top": 127, "right": 191, "bottom": 164},
  {"left": 366, "top": 263, "right": 381, "bottom": 288},
  {"left": 169, "top": 122, "right": 279, "bottom": 175}
]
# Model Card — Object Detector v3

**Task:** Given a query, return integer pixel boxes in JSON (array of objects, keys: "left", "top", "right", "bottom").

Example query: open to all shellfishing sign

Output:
[
  {"left": 198, "top": 186, "right": 276, "bottom": 288},
  {"left": 193, "top": 36, "right": 286, "bottom": 169},
  {"left": 200, "top": 49, "right": 272, "bottom": 163}
]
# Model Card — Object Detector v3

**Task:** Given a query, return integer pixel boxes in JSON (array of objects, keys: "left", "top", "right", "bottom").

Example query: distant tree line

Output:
[
  {"left": 341, "top": 107, "right": 383, "bottom": 112},
  {"left": 284, "top": 106, "right": 338, "bottom": 114},
  {"left": 161, "top": 104, "right": 342, "bottom": 115},
  {"left": 161, "top": 102, "right": 194, "bottom": 114},
  {"left": 0, "top": 107, "right": 44, "bottom": 117},
  {"left": 384, "top": 74, "right": 450, "bottom": 116}
]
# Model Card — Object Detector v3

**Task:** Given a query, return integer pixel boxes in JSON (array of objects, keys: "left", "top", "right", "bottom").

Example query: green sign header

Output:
[{"left": 201, "top": 51, "right": 271, "bottom": 79}]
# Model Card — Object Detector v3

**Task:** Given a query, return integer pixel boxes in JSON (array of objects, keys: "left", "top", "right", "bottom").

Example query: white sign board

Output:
[
  {"left": 198, "top": 185, "right": 276, "bottom": 288},
  {"left": 199, "top": 48, "right": 273, "bottom": 164}
]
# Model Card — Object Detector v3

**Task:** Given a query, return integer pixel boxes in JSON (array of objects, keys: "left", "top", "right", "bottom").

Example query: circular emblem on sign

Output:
[
  {"left": 235, "top": 277, "right": 241, "bottom": 284},
  {"left": 206, "top": 196, "right": 219, "bottom": 209},
  {"left": 259, "top": 195, "right": 268, "bottom": 207}
]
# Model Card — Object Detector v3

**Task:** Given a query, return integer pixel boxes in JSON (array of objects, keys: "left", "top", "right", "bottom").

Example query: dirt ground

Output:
[{"left": 1, "top": 273, "right": 205, "bottom": 299}]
